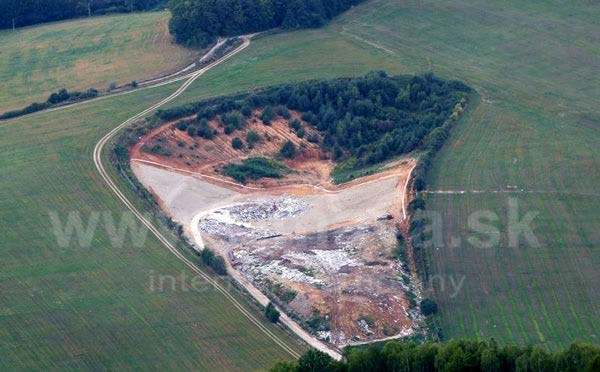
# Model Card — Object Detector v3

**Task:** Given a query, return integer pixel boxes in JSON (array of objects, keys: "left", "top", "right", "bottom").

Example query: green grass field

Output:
[
  {"left": 1, "top": 0, "right": 598, "bottom": 369},
  {"left": 0, "top": 11, "right": 196, "bottom": 112}
]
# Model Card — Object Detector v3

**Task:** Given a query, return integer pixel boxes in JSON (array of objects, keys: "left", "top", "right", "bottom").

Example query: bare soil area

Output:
[
  {"left": 130, "top": 112, "right": 421, "bottom": 348},
  {"left": 131, "top": 110, "right": 338, "bottom": 188}
]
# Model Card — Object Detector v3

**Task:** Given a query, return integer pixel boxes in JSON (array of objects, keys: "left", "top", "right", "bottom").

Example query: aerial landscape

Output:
[{"left": 0, "top": 0, "right": 598, "bottom": 370}]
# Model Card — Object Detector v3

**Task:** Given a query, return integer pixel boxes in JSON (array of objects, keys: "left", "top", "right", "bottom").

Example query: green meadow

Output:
[{"left": 0, "top": 11, "right": 196, "bottom": 112}]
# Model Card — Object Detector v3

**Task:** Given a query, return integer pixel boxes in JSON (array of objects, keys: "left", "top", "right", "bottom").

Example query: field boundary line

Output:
[{"left": 93, "top": 35, "right": 304, "bottom": 360}]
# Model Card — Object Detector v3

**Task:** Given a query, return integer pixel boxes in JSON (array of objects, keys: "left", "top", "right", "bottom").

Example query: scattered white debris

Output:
[
  {"left": 358, "top": 319, "right": 374, "bottom": 335},
  {"left": 317, "top": 331, "right": 332, "bottom": 342},
  {"left": 261, "top": 260, "right": 323, "bottom": 286},
  {"left": 284, "top": 249, "right": 359, "bottom": 273},
  {"left": 228, "top": 197, "right": 309, "bottom": 222}
]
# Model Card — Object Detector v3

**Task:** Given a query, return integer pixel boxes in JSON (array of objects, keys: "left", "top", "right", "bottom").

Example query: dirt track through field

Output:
[{"left": 92, "top": 35, "right": 313, "bottom": 361}]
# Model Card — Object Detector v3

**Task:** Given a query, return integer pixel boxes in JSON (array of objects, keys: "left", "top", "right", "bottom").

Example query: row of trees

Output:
[
  {"left": 272, "top": 340, "right": 600, "bottom": 372},
  {"left": 169, "top": 0, "right": 366, "bottom": 47},
  {"left": 0, "top": 0, "right": 164, "bottom": 30},
  {"left": 0, "top": 88, "right": 99, "bottom": 120}
]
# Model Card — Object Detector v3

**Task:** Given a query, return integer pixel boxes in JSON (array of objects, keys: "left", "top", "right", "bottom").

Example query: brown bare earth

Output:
[
  {"left": 131, "top": 110, "right": 338, "bottom": 188},
  {"left": 130, "top": 112, "right": 421, "bottom": 348}
]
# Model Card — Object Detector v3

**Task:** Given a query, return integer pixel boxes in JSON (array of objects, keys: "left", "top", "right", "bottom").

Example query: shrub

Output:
[
  {"left": 241, "top": 104, "right": 252, "bottom": 117},
  {"left": 261, "top": 105, "right": 275, "bottom": 125},
  {"left": 131, "top": 80, "right": 138, "bottom": 88},
  {"left": 221, "top": 110, "right": 244, "bottom": 129},
  {"left": 47, "top": 88, "right": 70, "bottom": 104},
  {"left": 222, "top": 157, "right": 290, "bottom": 183},
  {"left": 187, "top": 125, "right": 196, "bottom": 137},
  {"left": 409, "top": 198, "right": 426, "bottom": 210},
  {"left": 307, "top": 133, "right": 320, "bottom": 144},
  {"left": 210, "top": 256, "right": 227, "bottom": 275},
  {"left": 246, "top": 130, "right": 261, "bottom": 148},
  {"left": 280, "top": 140, "right": 297, "bottom": 159},
  {"left": 276, "top": 105, "right": 290, "bottom": 119},
  {"left": 143, "top": 144, "right": 172, "bottom": 157},
  {"left": 231, "top": 137, "right": 244, "bottom": 150},
  {"left": 420, "top": 298, "right": 438, "bottom": 316},
  {"left": 199, "top": 247, "right": 227, "bottom": 275},
  {"left": 197, "top": 119, "right": 215, "bottom": 139},
  {"left": 176, "top": 120, "right": 188, "bottom": 131},
  {"left": 289, "top": 118, "right": 302, "bottom": 132},
  {"left": 306, "top": 310, "right": 330, "bottom": 333},
  {"left": 265, "top": 302, "right": 280, "bottom": 323},
  {"left": 414, "top": 177, "right": 426, "bottom": 192},
  {"left": 300, "top": 112, "right": 316, "bottom": 124}
]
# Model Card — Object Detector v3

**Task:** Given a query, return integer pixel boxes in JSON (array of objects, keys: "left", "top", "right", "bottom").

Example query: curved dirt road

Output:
[{"left": 93, "top": 36, "right": 305, "bottom": 360}]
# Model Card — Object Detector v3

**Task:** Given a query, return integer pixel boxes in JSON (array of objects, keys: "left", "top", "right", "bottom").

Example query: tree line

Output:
[
  {"left": 0, "top": 0, "right": 165, "bottom": 30},
  {"left": 156, "top": 71, "right": 471, "bottom": 172},
  {"left": 272, "top": 339, "right": 600, "bottom": 372},
  {"left": 168, "top": 0, "right": 366, "bottom": 47},
  {"left": 0, "top": 88, "right": 99, "bottom": 120}
]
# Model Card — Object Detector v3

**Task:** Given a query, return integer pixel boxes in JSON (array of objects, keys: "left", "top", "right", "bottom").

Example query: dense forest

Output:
[
  {"left": 157, "top": 72, "right": 471, "bottom": 171},
  {"left": 0, "top": 0, "right": 165, "bottom": 29},
  {"left": 168, "top": 0, "right": 366, "bottom": 47},
  {"left": 271, "top": 339, "right": 600, "bottom": 371}
]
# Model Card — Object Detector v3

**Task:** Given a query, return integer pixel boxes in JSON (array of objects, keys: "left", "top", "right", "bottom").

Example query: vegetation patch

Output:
[
  {"left": 273, "top": 339, "right": 600, "bottom": 371},
  {"left": 331, "top": 157, "right": 383, "bottom": 184},
  {"left": 156, "top": 72, "right": 471, "bottom": 181},
  {"left": 221, "top": 157, "right": 291, "bottom": 184},
  {"left": 169, "top": 0, "right": 366, "bottom": 47},
  {"left": 0, "top": 88, "right": 98, "bottom": 120}
]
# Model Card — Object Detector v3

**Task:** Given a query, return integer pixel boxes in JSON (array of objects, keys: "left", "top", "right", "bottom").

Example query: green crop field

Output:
[
  {"left": 0, "top": 11, "right": 197, "bottom": 112},
  {"left": 1, "top": 0, "right": 598, "bottom": 369},
  {"left": 0, "top": 82, "right": 305, "bottom": 370}
]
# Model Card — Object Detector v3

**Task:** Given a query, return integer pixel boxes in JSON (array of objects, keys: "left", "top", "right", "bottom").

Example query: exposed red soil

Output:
[{"left": 130, "top": 110, "right": 339, "bottom": 187}]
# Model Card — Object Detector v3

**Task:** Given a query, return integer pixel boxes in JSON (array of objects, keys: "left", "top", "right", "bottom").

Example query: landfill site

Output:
[
  {"left": 132, "top": 157, "right": 421, "bottom": 347},
  {"left": 129, "top": 114, "right": 422, "bottom": 348}
]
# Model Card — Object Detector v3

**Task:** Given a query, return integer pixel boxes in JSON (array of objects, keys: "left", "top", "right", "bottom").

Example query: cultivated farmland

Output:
[
  {"left": 0, "top": 82, "right": 305, "bottom": 370},
  {"left": 0, "top": 11, "right": 197, "bottom": 111}
]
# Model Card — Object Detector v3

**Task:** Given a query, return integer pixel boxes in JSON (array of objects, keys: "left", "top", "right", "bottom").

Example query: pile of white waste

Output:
[
  {"left": 228, "top": 197, "right": 309, "bottom": 222},
  {"left": 233, "top": 250, "right": 323, "bottom": 286},
  {"left": 284, "top": 249, "right": 359, "bottom": 274}
]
